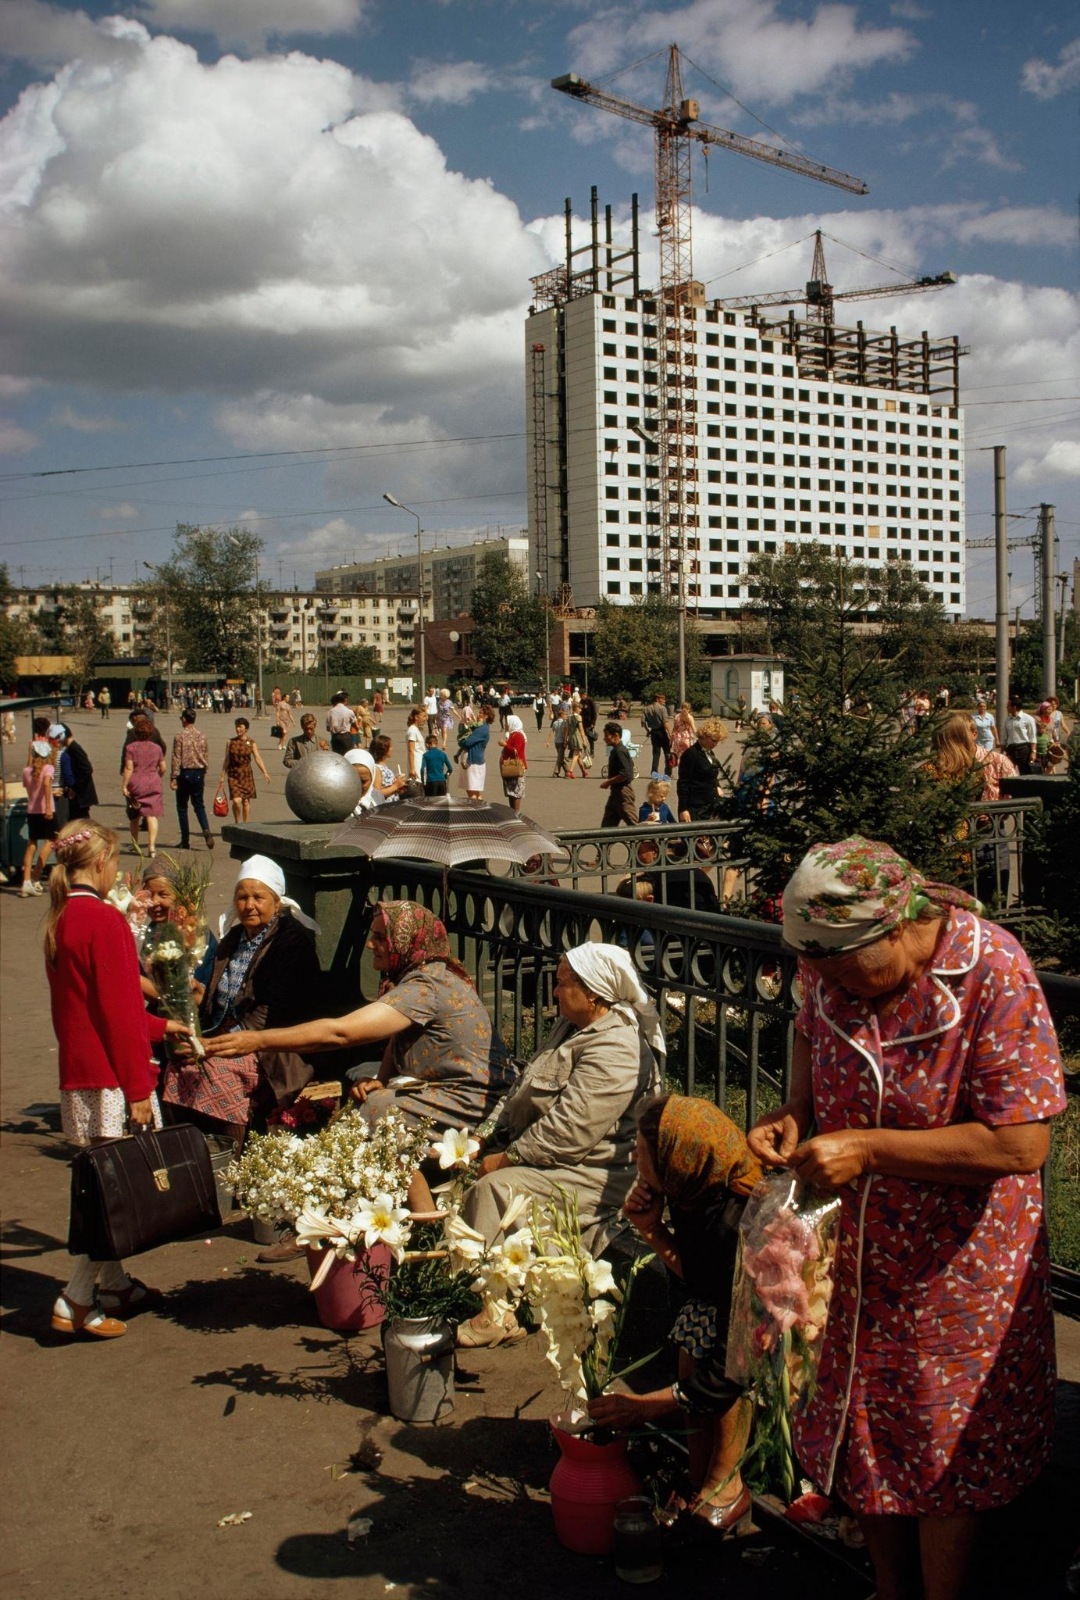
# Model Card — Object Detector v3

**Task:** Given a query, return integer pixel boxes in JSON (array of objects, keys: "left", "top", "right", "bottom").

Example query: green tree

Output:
[
  {"left": 591, "top": 595, "right": 708, "bottom": 702},
  {"left": 33, "top": 586, "right": 115, "bottom": 697},
  {"left": 745, "top": 547, "right": 949, "bottom": 700},
  {"left": 470, "top": 553, "right": 546, "bottom": 683},
  {"left": 155, "top": 524, "right": 264, "bottom": 678},
  {"left": 324, "top": 644, "right": 385, "bottom": 677},
  {"left": 1009, "top": 612, "right": 1080, "bottom": 707},
  {"left": 0, "top": 564, "right": 34, "bottom": 688}
]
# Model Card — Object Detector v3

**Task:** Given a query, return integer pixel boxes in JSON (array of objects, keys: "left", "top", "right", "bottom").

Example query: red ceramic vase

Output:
[
  {"left": 305, "top": 1245, "right": 390, "bottom": 1332},
  {"left": 549, "top": 1413, "right": 643, "bottom": 1555}
]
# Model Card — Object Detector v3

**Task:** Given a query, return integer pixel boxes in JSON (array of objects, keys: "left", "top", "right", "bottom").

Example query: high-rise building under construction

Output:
[{"left": 525, "top": 196, "right": 966, "bottom": 623}]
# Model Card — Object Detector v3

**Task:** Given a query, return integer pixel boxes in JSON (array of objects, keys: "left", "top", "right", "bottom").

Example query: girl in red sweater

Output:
[{"left": 45, "top": 820, "right": 188, "bottom": 1339}]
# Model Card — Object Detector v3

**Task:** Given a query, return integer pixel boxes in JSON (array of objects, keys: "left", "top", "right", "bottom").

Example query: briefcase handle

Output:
[{"left": 130, "top": 1122, "right": 173, "bottom": 1193}]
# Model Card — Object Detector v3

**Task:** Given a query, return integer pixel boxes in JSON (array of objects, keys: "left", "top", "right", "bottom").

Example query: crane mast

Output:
[{"left": 553, "top": 47, "right": 868, "bottom": 694}]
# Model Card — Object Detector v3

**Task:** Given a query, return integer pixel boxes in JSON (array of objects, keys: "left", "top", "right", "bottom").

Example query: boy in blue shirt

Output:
[{"left": 421, "top": 734, "right": 453, "bottom": 796}]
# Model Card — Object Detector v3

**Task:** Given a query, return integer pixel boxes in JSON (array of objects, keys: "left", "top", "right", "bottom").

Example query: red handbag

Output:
[{"left": 213, "top": 789, "right": 229, "bottom": 817}]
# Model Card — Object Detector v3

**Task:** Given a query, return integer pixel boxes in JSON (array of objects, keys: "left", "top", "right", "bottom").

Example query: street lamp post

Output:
[
  {"left": 228, "top": 535, "right": 264, "bottom": 715},
  {"left": 536, "top": 569, "right": 551, "bottom": 694},
  {"left": 142, "top": 562, "right": 173, "bottom": 707},
  {"left": 630, "top": 422, "right": 686, "bottom": 704},
  {"left": 383, "top": 493, "right": 425, "bottom": 695}
]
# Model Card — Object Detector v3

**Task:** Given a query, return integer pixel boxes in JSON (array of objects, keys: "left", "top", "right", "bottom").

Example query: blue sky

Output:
[{"left": 0, "top": 0, "right": 1077, "bottom": 619}]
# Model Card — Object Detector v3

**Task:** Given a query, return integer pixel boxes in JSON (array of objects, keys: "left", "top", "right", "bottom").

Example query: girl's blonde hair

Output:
[
  {"left": 931, "top": 713, "right": 977, "bottom": 782},
  {"left": 44, "top": 820, "right": 119, "bottom": 964},
  {"left": 647, "top": 779, "right": 670, "bottom": 800}
]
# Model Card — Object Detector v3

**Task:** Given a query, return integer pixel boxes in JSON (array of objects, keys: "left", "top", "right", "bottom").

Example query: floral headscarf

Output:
[
  {"left": 782, "top": 835, "right": 981, "bottom": 956},
  {"left": 656, "top": 1095, "right": 761, "bottom": 1208},
  {"left": 373, "top": 900, "right": 474, "bottom": 993}
]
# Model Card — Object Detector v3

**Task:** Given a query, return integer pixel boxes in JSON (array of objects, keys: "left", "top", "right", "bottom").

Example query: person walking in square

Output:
[
  {"left": 171, "top": 708, "right": 213, "bottom": 849},
  {"left": 600, "top": 720, "right": 637, "bottom": 827},
  {"left": 421, "top": 734, "right": 453, "bottom": 797},
  {"left": 642, "top": 692, "right": 672, "bottom": 777}
]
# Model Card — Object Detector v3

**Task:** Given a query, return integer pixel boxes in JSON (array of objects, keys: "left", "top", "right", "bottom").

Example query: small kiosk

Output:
[{"left": 710, "top": 654, "right": 785, "bottom": 717}]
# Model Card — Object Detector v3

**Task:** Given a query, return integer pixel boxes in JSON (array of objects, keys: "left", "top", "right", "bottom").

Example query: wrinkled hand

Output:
[
  {"left": 202, "top": 1030, "right": 259, "bottom": 1058},
  {"left": 348, "top": 1077, "right": 382, "bottom": 1104},
  {"left": 478, "top": 1152, "right": 511, "bottom": 1176},
  {"left": 586, "top": 1392, "right": 650, "bottom": 1431},
  {"left": 747, "top": 1103, "right": 810, "bottom": 1169},
  {"left": 623, "top": 1179, "right": 663, "bottom": 1236},
  {"left": 129, "top": 1097, "right": 155, "bottom": 1125},
  {"left": 788, "top": 1130, "right": 869, "bottom": 1190}
]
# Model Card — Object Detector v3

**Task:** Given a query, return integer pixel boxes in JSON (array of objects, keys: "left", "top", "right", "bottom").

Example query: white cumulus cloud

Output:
[
  {"left": 136, "top": 0, "right": 368, "bottom": 51},
  {"left": 1021, "top": 35, "right": 1080, "bottom": 100},
  {"left": 0, "top": 418, "right": 39, "bottom": 454}
]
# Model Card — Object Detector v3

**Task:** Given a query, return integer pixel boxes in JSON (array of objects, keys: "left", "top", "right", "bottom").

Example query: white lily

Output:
[
  {"left": 355, "top": 1193, "right": 411, "bottom": 1259},
  {"left": 583, "top": 1257, "right": 617, "bottom": 1299},
  {"left": 432, "top": 1127, "right": 480, "bottom": 1169}
]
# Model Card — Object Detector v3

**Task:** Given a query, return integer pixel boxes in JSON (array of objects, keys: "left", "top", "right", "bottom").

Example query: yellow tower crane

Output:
[{"left": 552, "top": 45, "right": 868, "bottom": 698}]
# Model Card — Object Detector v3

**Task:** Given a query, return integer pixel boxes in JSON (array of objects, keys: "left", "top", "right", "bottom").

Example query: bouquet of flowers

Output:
[
  {"left": 447, "top": 1186, "right": 653, "bottom": 1417},
  {"left": 725, "top": 1171, "right": 840, "bottom": 1502},
  {"left": 227, "top": 1107, "right": 433, "bottom": 1288},
  {"left": 141, "top": 857, "right": 212, "bottom": 1059}
]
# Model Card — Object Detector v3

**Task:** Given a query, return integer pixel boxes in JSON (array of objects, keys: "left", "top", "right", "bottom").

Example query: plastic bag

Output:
[{"left": 726, "top": 1171, "right": 840, "bottom": 1501}]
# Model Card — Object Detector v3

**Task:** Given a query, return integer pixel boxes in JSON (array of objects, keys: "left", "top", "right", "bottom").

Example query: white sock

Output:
[
  {"left": 62, "top": 1255, "right": 100, "bottom": 1306},
  {"left": 98, "top": 1261, "right": 131, "bottom": 1292}
]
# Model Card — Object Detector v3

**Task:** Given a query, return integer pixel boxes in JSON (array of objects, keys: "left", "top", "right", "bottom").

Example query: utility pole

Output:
[
  {"left": 1039, "top": 503, "right": 1056, "bottom": 700},
  {"left": 1059, "top": 572, "right": 1070, "bottom": 667},
  {"left": 993, "top": 447, "right": 1009, "bottom": 742}
]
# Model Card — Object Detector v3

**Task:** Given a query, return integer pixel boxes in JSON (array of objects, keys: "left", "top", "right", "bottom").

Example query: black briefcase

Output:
[{"left": 68, "top": 1123, "right": 222, "bottom": 1260}]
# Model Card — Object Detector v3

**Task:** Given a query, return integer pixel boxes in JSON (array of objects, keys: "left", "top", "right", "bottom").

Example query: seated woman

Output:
[
  {"left": 456, "top": 943, "right": 663, "bottom": 1345},
  {"left": 205, "top": 899, "right": 515, "bottom": 1135},
  {"left": 161, "top": 854, "right": 323, "bottom": 1147},
  {"left": 587, "top": 1093, "right": 760, "bottom": 1535}
]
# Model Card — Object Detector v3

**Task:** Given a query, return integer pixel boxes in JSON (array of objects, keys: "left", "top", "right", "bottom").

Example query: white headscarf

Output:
[
  {"left": 344, "top": 747, "right": 377, "bottom": 812},
  {"left": 564, "top": 942, "right": 665, "bottom": 1059},
  {"left": 506, "top": 714, "right": 526, "bottom": 743},
  {"left": 220, "top": 853, "right": 320, "bottom": 937}
]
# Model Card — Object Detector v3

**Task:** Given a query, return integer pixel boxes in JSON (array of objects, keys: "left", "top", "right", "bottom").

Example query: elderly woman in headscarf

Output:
[
  {"left": 206, "top": 899, "right": 515, "bottom": 1135},
  {"left": 455, "top": 943, "right": 663, "bottom": 1346},
  {"left": 162, "top": 854, "right": 324, "bottom": 1147},
  {"left": 498, "top": 713, "right": 528, "bottom": 812},
  {"left": 748, "top": 835, "right": 1066, "bottom": 1600},
  {"left": 343, "top": 747, "right": 377, "bottom": 813},
  {"left": 587, "top": 1094, "right": 760, "bottom": 1535}
]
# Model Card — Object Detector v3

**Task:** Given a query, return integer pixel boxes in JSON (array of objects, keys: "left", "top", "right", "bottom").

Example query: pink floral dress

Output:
[{"left": 793, "top": 909, "right": 1066, "bottom": 1516}]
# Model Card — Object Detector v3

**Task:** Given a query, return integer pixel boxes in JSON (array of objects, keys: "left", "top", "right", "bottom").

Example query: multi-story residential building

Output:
[
  {"left": 316, "top": 534, "right": 530, "bottom": 619},
  {"left": 526, "top": 251, "right": 965, "bottom": 619},
  {"left": 3, "top": 585, "right": 419, "bottom": 673}
]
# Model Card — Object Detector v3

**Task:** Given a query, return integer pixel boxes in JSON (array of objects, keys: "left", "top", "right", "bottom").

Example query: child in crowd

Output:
[
  {"left": 21, "top": 739, "right": 56, "bottom": 896},
  {"left": 639, "top": 779, "right": 676, "bottom": 825},
  {"left": 421, "top": 734, "right": 454, "bottom": 797}
]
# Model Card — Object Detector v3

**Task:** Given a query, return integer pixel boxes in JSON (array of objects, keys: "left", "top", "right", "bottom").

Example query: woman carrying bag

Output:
[
  {"left": 45, "top": 820, "right": 189, "bottom": 1339},
  {"left": 499, "top": 714, "right": 528, "bottom": 812}
]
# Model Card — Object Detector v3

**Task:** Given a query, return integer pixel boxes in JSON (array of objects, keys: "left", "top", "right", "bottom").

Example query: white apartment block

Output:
[
  {"left": 4, "top": 585, "right": 418, "bottom": 672},
  {"left": 316, "top": 534, "right": 530, "bottom": 620},
  {"left": 526, "top": 288, "right": 965, "bottom": 618}
]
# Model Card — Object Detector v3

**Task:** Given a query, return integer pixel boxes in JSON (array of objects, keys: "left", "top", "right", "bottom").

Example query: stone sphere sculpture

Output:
[{"left": 285, "top": 751, "right": 363, "bottom": 824}]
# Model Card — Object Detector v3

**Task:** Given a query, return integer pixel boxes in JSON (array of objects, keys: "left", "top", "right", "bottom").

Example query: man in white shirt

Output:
[
  {"left": 326, "top": 692, "right": 358, "bottom": 755},
  {"left": 1001, "top": 698, "right": 1037, "bottom": 775}
]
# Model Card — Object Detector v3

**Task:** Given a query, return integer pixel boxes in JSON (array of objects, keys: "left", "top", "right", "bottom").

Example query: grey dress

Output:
[{"left": 462, "top": 1003, "right": 661, "bottom": 1253}]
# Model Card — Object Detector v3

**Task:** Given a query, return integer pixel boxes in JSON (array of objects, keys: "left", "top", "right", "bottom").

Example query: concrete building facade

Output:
[
  {"left": 526, "top": 289, "right": 966, "bottom": 619},
  {"left": 315, "top": 534, "right": 530, "bottom": 621}
]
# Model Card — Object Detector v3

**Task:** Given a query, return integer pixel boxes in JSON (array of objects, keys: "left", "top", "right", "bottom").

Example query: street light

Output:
[
  {"left": 630, "top": 421, "right": 686, "bottom": 705},
  {"left": 142, "top": 561, "right": 173, "bottom": 707},
  {"left": 383, "top": 493, "right": 425, "bottom": 696},
  {"left": 228, "top": 534, "right": 264, "bottom": 715},
  {"left": 536, "top": 569, "right": 551, "bottom": 695}
]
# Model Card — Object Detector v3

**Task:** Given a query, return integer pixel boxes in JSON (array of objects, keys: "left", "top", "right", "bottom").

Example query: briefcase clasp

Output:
[{"left": 153, "top": 1168, "right": 171, "bottom": 1192}]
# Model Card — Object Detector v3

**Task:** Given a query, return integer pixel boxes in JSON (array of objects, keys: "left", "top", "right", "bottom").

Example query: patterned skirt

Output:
[
  {"left": 671, "top": 1296, "right": 720, "bottom": 1360},
  {"left": 61, "top": 1087, "right": 162, "bottom": 1143},
  {"left": 160, "top": 1053, "right": 260, "bottom": 1126}
]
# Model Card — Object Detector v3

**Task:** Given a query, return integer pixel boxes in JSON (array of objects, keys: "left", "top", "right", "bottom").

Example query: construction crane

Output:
[
  {"left": 552, "top": 46, "right": 868, "bottom": 701},
  {"left": 718, "top": 230, "right": 956, "bottom": 330}
]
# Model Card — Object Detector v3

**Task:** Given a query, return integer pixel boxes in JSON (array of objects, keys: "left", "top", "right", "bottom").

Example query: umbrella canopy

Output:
[{"left": 331, "top": 794, "right": 568, "bottom": 869}]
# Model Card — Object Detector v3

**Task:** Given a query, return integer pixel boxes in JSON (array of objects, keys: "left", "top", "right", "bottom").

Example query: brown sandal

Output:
[{"left": 51, "top": 1296, "right": 127, "bottom": 1339}]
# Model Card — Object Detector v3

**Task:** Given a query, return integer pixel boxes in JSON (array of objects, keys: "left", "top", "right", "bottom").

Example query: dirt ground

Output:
[{"left": 1, "top": 702, "right": 1077, "bottom": 1598}]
